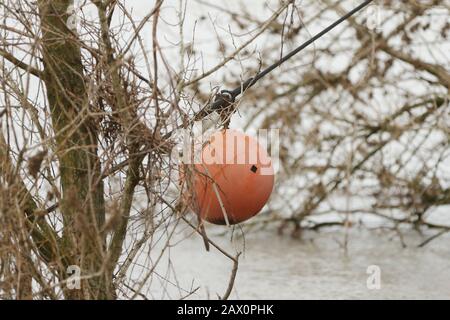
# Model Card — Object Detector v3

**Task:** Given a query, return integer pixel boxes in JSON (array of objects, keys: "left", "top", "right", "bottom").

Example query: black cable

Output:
[{"left": 203, "top": 0, "right": 374, "bottom": 115}]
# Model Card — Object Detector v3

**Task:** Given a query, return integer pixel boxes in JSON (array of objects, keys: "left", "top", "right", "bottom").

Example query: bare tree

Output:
[{"left": 0, "top": 0, "right": 449, "bottom": 299}]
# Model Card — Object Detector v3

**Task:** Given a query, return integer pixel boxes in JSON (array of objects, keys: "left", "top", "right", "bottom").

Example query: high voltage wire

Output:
[
  {"left": 164, "top": 0, "right": 374, "bottom": 138},
  {"left": 198, "top": 0, "right": 374, "bottom": 118}
]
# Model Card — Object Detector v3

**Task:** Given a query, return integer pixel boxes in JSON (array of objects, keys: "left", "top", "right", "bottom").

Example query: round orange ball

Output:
[{"left": 187, "top": 129, "right": 274, "bottom": 225}]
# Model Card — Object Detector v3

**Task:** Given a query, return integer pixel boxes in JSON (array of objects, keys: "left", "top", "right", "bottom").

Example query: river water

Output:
[{"left": 147, "top": 226, "right": 450, "bottom": 299}]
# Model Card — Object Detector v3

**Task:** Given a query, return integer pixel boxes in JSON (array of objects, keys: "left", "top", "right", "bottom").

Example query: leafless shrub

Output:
[{"left": 0, "top": 0, "right": 449, "bottom": 299}]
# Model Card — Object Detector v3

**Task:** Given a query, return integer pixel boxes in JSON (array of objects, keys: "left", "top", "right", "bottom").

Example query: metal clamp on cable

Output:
[
  {"left": 194, "top": 89, "right": 236, "bottom": 121},
  {"left": 211, "top": 90, "right": 235, "bottom": 110}
]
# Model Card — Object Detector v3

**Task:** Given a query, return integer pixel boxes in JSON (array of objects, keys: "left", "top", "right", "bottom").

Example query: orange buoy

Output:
[{"left": 185, "top": 129, "right": 274, "bottom": 225}]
